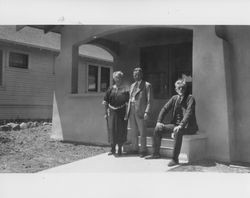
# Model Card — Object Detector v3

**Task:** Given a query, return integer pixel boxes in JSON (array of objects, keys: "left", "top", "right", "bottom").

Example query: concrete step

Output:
[
  {"left": 146, "top": 145, "right": 173, "bottom": 158},
  {"left": 141, "top": 136, "right": 175, "bottom": 148},
  {"left": 141, "top": 136, "right": 174, "bottom": 158},
  {"left": 124, "top": 132, "right": 208, "bottom": 163},
  {"left": 123, "top": 136, "right": 174, "bottom": 158}
]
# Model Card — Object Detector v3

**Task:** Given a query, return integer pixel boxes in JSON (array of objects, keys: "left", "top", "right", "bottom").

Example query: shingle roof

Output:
[
  {"left": 0, "top": 25, "right": 60, "bottom": 51},
  {"left": 0, "top": 25, "right": 113, "bottom": 61}
]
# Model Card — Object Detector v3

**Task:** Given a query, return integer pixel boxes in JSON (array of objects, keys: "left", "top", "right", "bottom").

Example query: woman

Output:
[{"left": 103, "top": 71, "right": 129, "bottom": 156}]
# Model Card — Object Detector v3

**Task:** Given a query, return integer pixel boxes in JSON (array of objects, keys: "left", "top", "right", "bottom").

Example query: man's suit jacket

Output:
[
  {"left": 125, "top": 80, "right": 152, "bottom": 119},
  {"left": 157, "top": 94, "right": 198, "bottom": 132}
]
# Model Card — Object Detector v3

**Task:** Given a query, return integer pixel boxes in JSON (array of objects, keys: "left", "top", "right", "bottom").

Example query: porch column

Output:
[
  {"left": 51, "top": 28, "right": 79, "bottom": 140},
  {"left": 192, "top": 26, "right": 231, "bottom": 162}
]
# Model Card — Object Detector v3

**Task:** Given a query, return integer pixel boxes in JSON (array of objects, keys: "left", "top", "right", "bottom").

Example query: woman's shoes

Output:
[
  {"left": 108, "top": 151, "right": 115, "bottom": 155},
  {"left": 117, "top": 147, "right": 122, "bottom": 156},
  {"left": 108, "top": 145, "right": 123, "bottom": 156},
  {"left": 108, "top": 145, "right": 116, "bottom": 155},
  {"left": 108, "top": 147, "right": 116, "bottom": 155}
]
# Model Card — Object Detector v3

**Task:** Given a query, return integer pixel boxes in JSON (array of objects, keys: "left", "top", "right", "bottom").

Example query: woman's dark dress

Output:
[{"left": 104, "top": 86, "right": 129, "bottom": 145}]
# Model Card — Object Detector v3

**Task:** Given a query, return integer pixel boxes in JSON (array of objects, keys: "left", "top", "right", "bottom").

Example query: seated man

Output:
[{"left": 146, "top": 79, "right": 198, "bottom": 167}]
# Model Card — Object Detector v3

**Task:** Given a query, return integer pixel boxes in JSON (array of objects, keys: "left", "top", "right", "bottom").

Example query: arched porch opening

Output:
[
  {"left": 71, "top": 26, "right": 193, "bottom": 127},
  {"left": 76, "top": 44, "right": 115, "bottom": 94},
  {"left": 71, "top": 43, "right": 116, "bottom": 95}
]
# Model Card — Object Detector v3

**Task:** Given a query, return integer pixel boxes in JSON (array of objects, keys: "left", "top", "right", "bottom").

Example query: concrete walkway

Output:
[{"left": 41, "top": 153, "right": 178, "bottom": 172}]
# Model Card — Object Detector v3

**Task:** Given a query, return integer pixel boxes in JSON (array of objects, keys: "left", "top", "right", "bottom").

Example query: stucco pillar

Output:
[
  {"left": 216, "top": 26, "right": 250, "bottom": 162},
  {"left": 193, "top": 26, "right": 231, "bottom": 162},
  {"left": 51, "top": 27, "right": 78, "bottom": 140}
]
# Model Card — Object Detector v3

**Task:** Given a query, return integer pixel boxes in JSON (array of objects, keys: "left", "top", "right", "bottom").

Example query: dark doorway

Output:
[{"left": 140, "top": 42, "right": 193, "bottom": 126}]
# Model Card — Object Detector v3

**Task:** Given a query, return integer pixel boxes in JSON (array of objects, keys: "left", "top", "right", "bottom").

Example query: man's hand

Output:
[
  {"left": 171, "top": 125, "right": 182, "bottom": 139},
  {"left": 156, "top": 122, "right": 164, "bottom": 130},
  {"left": 144, "top": 112, "right": 149, "bottom": 120},
  {"left": 173, "top": 125, "right": 182, "bottom": 133}
]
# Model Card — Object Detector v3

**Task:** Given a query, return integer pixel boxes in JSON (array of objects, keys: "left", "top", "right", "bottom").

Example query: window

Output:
[
  {"left": 100, "top": 67, "right": 111, "bottom": 92},
  {"left": 87, "top": 64, "right": 111, "bottom": 93},
  {"left": 88, "top": 65, "right": 98, "bottom": 92},
  {"left": 9, "top": 52, "right": 29, "bottom": 69},
  {"left": 0, "top": 50, "right": 3, "bottom": 86}
]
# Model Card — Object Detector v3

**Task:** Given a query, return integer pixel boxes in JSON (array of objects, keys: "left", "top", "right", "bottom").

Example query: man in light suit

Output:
[{"left": 125, "top": 67, "right": 152, "bottom": 157}]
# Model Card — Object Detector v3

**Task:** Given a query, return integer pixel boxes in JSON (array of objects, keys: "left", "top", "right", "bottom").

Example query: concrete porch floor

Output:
[{"left": 41, "top": 153, "right": 178, "bottom": 172}]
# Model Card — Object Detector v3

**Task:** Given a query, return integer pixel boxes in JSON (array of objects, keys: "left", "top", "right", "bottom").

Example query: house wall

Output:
[
  {"left": 0, "top": 42, "right": 56, "bottom": 120},
  {"left": 193, "top": 26, "right": 231, "bottom": 162},
  {"left": 220, "top": 26, "right": 250, "bottom": 163}
]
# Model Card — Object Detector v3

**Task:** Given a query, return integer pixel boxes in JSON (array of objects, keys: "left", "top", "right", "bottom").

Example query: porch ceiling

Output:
[
  {"left": 17, "top": 25, "right": 192, "bottom": 46},
  {"left": 99, "top": 26, "right": 193, "bottom": 46}
]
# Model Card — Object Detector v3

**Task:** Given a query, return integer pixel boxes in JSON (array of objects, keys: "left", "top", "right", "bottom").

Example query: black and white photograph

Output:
[{"left": 1, "top": 1, "right": 250, "bottom": 198}]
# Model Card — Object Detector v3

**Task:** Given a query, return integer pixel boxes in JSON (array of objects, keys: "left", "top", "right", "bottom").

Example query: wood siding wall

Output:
[{"left": 0, "top": 42, "right": 56, "bottom": 120}]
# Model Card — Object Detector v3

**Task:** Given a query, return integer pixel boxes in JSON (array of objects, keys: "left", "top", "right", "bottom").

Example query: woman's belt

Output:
[{"left": 108, "top": 103, "right": 126, "bottom": 110}]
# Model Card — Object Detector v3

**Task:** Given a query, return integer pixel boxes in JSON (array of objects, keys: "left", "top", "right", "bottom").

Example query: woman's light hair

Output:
[
  {"left": 113, "top": 71, "right": 124, "bottom": 80},
  {"left": 175, "top": 79, "right": 187, "bottom": 88}
]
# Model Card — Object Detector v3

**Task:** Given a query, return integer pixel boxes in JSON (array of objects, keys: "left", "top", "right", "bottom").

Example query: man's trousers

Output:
[
  {"left": 128, "top": 104, "right": 147, "bottom": 152},
  {"left": 153, "top": 124, "right": 196, "bottom": 161}
]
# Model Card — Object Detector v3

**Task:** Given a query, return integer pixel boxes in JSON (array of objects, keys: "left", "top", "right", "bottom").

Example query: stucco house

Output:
[{"left": 12, "top": 25, "right": 250, "bottom": 164}]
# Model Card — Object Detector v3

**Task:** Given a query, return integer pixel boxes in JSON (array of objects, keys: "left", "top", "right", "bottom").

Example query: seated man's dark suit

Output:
[{"left": 153, "top": 93, "right": 199, "bottom": 162}]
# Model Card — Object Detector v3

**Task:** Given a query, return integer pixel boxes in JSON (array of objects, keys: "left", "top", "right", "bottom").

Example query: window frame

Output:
[
  {"left": 8, "top": 50, "right": 30, "bottom": 70},
  {"left": 0, "top": 48, "right": 4, "bottom": 87},
  {"left": 86, "top": 63, "right": 113, "bottom": 93}
]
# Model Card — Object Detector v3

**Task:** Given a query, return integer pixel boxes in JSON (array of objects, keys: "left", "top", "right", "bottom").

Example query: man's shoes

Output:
[
  {"left": 139, "top": 151, "right": 148, "bottom": 158},
  {"left": 125, "top": 150, "right": 139, "bottom": 155},
  {"left": 168, "top": 159, "right": 179, "bottom": 167},
  {"left": 145, "top": 154, "right": 161, "bottom": 159}
]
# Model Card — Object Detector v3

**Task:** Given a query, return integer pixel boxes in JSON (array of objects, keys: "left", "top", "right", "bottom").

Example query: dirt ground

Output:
[
  {"left": 0, "top": 124, "right": 250, "bottom": 173},
  {"left": 0, "top": 124, "right": 109, "bottom": 173}
]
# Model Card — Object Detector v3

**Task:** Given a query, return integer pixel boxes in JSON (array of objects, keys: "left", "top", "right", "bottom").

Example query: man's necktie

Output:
[
  {"left": 132, "top": 82, "right": 138, "bottom": 96},
  {"left": 131, "top": 82, "right": 138, "bottom": 101},
  {"left": 178, "top": 95, "right": 183, "bottom": 104}
]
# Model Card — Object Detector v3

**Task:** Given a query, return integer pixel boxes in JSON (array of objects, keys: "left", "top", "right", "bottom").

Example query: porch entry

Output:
[{"left": 140, "top": 42, "right": 193, "bottom": 129}]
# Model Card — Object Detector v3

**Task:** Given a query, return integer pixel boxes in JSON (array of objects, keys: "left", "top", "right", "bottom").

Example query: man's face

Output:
[
  {"left": 133, "top": 70, "right": 142, "bottom": 81},
  {"left": 175, "top": 85, "right": 186, "bottom": 96}
]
